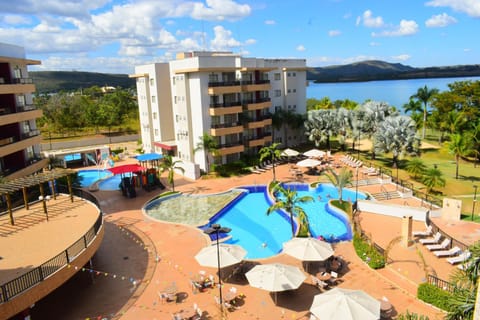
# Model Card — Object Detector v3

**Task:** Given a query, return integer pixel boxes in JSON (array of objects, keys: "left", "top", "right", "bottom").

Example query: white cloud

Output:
[
  {"left": 464, "top": 48, "right": 471, "bottom": 52},
  {"left": 3, "top": 15, "right": 32, "bottom": 25},
  {"left": 296, "top": 45, "right": 306, "bottom": 51},
  {"left": 264, "top": 20, "right": 276, "bottom": 25},
  {"left": 328, "top": 30, "right": 341, "bottom": 37},
  {"left": 210, "top": 25, "right": 241, "bottom": 50},
  {"left": 190, "top": 0, "right": 251, "bottom": 21},
  {"left": 369, "top": 41, "right": 381, "bottom": 47},
  {"left": 372, "top": 20, "right": 419, "bottom": 37},
  {"left": 358, "top": 10, "right": 384, "bottom": 28},
  {"left": 425, "top": 13, "right": 457, "bottom": 27},
  {"left": 245, "top": 38, "right": 256, "bottom": 45},
  {"left": 426, "top": 0, "right": 480, "bottom": 18},
  {"left": 391, "top": 54, "right": 411, "bottom": 61}
]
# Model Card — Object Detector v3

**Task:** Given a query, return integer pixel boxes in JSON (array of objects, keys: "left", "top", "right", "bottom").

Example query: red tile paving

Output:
[{"left": 16, "top": 155, "right": 480, "bottom": 319}]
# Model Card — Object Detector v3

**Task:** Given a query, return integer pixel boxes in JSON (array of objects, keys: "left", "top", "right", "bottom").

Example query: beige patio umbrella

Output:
[
  {"left": 195, "top": 243, "right": 247, "bottom": 268},
  {"left": 245, "top": 263, "right": 306, "bottom": 304},
  {"left": 303, "top": 149, "right": 325, "bottom": 158},
  {"left": 310, "top": 288, "right": 380, "bottom": 320},
  {"left": 296, "top": 158, "right": 322, "bottom": 168},
  {"left": 282, "top": 237, "right": 334, "bottom": 271},
  {"left": 281, "top": 148, "right": 300, "bottom": 157}
]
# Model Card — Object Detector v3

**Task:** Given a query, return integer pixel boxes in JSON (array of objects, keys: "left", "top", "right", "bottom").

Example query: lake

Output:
[{"left": 307, "top": 76, "right": 480, "bottom": 109}]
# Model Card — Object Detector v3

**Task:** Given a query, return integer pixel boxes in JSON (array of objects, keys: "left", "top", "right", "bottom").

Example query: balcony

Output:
[
  {"left": 209, "top": 101, "right": 243, "bottom": 116},
  {"left": 0, "top": 108, "right": 42, "bottom": 126},
  {"left": 244, "top": 133, "right": 273, "bottom": 148},
  {"left": 217, "top": 141, "right": 245, "bottom": 156},
  {"left": 243, "top": 97, "right": 271, "bottom": 111},
  {"left": 208, "top": 81, "right": 241, "bottom": 95},
  {"left": 241, "top": 79, "right": 271, "bottom": 92},
  {"left": 5, "top": 157, "right": 49, "bottom": 180},
  {"left": 243, "top": 115, "right": 272, "bottom": 129},
  {"left": 210, "top": 123, "right": 243, "bottom": 136},
  {"left": 0, "top": 78, "right": 36, "bottom": 95},
  {"left": 0, "top": 131, "right": 42, "bottom": 157}
]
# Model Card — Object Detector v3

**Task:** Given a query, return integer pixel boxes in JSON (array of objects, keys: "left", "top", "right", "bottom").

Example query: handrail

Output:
[
  {"left": 427, "top": 274, "right": 455, "bottom": 293},
  {"left": 380, "top": 185, "right": 390, "bottom": 200},
  {"left": 0, "top": 190, "right": 102, "bottom": 303},
  {"left": 426, "top": 212, "right": 469, "bottom": 251}
]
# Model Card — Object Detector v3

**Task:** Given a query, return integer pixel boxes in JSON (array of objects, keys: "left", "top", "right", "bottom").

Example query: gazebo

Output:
[{"left": 0, "top": 168, "right": 76, "bottom": 225}]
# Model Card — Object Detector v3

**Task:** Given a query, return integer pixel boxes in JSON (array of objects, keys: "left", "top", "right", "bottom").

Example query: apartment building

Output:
[
  {"left": 0, "top": 43, "right": 47, "bottom": 180},
  {"left": 131, "top": 52, "right": 307, "bottom": 179}
]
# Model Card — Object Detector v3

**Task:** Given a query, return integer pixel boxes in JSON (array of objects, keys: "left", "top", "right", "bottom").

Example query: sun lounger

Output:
[
  {"left": 419, "top": 232, "right": 442, "bottom": 244},
  {"left": 426, "top": 238, "right": 450, "bottom": 251},
  {"left": 447, "top": 251, "right": 471, "bottom": 265},
  {"left": 311, "top": 275, "right": 329, "bottom": 290},
  {"left": 433, "top": 246, "right": 461, "bottom": 257},
  {"left": 412, "top": 225, "right": 433, "bottom": 237},
  {"left": 457, "top": 258, "right": 478, "bottom": 270}
]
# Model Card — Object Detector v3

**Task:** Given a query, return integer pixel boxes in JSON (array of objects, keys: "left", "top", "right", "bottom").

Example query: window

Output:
[
  {"left": 274, "top": 73, "right": 281, "bottom": 81},
  {"left": 174, "top": 96, "right": 177, "bottom": 104},
  {"left": 293, "top": 89, "right": 296, "bottom": 93},
  {"left": 287, "top": 89, "right": 291, "bottom": 93},
  {"left": 293, "top": 72, "right": 296, "bottom": 77},
  {"left": 151, "top": 96, "right": 156, "bottom": 103},
  {"left": 154, "top": 129, "right": 159, "bottom": 136},
  {"left": 172, "top": 77, "right": 175, "bottom": 85},
  {"left": 153, "top": 112, "right": 157, "bottom": 120},
  {"left": 287, "top": 72, "right": 291, "bottom": 77},
  {"left": 274, "top": 90, "right": 281, "bottom": 97},
  {"left": 274, "top": 106, "right": 281, "bottom": 112},
  {"left": 287, "top": 105, "right": 291, "bottom": 109},
  {"left": 150, "top": 78, "right": 154, "bottom": 86}
]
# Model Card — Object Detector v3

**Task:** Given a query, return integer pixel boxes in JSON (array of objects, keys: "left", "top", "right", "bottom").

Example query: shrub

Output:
[
  {"left": 417, "top": 283, "right": 453, "bottom": 311},
  {"left": 352, "top": 233, "right": 385, "bottom": 269},
  {"left": 396, "top": 310, "right": 430, "bottom": 320}
]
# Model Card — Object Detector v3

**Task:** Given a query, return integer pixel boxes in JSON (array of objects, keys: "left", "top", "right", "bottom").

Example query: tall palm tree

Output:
[
  {"left": 267, "top": 181, "right": 314, "bottom": 237},
  {"left": 406, "top": 158, "right": 427, "bottom": 180},
  {"left": 323, "top": 167, "right": 353, "bottom": 204},
  {"left": 194, "top": 133, "right": 218, "bottom": 174},
  {"left": 159, "top": 155, "right": 184, "bottom": 191},
  {"left": 422, "top": 168, "right": 446, "bottom": 193},
  {"left": 447, "top": 133, "right": 473, "bottom": 179},
  {"left": 411, "top": 85, "right": 439, "bottom": 139},
  {"left": 259, "top": 142, "right": 282, "bottom": 181}
]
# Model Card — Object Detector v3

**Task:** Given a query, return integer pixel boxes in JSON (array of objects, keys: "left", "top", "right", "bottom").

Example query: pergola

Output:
[{"left": 0, "top": 168, "right": 76, "bottom": 225}]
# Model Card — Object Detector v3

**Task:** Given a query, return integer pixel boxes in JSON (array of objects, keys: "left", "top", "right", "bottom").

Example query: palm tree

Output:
[
  {"left": 194, "top": 133, "right": 218, "bottom": 174},
  {"left": 447, "top": 133, "right": 473, "bottom": 179},
  {"left": 446, "top": 241, "right": 480, "bottom": 320},
  {"left": 411, "top": 85, "right": 439, "bottom": 139},
  {"left": 259, "top": 142, "right": 282, "bottom": 181},
  {"left": 159, "top": 155, "right": 184, "bottom": 191},
  {"left": 406, "top": 158, "right": 427, "bottom": 180},
  {"left": 323, "top": 167, "right": 353, "bottom": 204},
  {"left": 422, "top": 168, "right": 446, "bottom": 193},
  {"left": 374, "top": 115, "right": 418, "bottom": 168},
  {"left": 267, "top": 181, "right": 314, "bottom": 237}
]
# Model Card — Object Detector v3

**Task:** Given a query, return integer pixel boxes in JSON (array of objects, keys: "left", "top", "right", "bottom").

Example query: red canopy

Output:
[{"left": 108, "top": 164, "right": 145, "bottom": 175}]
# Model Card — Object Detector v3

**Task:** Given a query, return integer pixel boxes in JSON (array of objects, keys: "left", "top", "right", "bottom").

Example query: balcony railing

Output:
[
  {"left": 240, "top": 79, "right": 270, "bottom": 85},
  {"left": 208, "top": 80, "right": 240, "bottom": 87},
  {"left": 12, "top": 78, "right": 33, "bottom": 84},
  {"left": 211, "top": 122, "right": 241, "bottom": 129},
  {"left": 209, "top": 101, "right": 242, "bottom": 108},
  {"left": 16, "top": 105, "right": 36, "bottom": 112},
  {"left": 243, "top": 97, "right": 271, "bottom": 105},
  {"left": 20, "top": 129, "right": 40, "bottom": 140},
  {"left": 218, "top": 140, "right": 243, "bottom": 149}
]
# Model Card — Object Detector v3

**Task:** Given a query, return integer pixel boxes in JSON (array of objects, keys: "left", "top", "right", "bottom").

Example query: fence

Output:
[
  {"left": 427, "top": 274, "right": 456, "bottom": 293},
  {"left": 0, "top": 191, "right": 102, "bottom": 303}
]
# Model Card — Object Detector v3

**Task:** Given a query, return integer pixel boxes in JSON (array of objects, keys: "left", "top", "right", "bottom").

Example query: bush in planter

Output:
[
  {"left": 352, "top": 233, "right": 385, "bottom": 269},
  {"left": 396, "top": 310, "right": 430, "bottom": 320},
  {"left": 417, "top": 283, "right": 453, "bottom": 311}
]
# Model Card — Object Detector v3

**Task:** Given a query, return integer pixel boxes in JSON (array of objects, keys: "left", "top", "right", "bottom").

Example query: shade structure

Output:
[
  {"left": 108, "top": 164, "right": 145, "bottom": 175},
  {"left": 310, "top": 288, "right": 381, "bottom": 320},
  {"left": 303, "top": 149, "right": 325, "bottom": 158},
  {"left": 135, "top": 153, "right": 163, "bottom": 161},
  {"left": 281, "top": 148, "right": 300, "bottom": 157},
  {"left": 245, "top": 263, "right": 306, "bottom": 304},
  {"left": 195, "top": 244, "right": 247, "bottom": 269},
  {"left": 282, "top": 237, "right": 334, "bottom": 262},
  {"left": 296, "top": 158, "right": 322, "bottom": 168}
]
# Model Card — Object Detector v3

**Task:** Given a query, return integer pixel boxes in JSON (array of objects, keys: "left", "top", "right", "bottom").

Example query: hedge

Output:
[{"left": 417, "top": 283, "right": 453, "bottom": 311}]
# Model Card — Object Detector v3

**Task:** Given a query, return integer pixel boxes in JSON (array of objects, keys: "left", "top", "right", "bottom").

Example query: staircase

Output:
[{"left": 370, "top": 190, "right": 402, "bottom": 201}]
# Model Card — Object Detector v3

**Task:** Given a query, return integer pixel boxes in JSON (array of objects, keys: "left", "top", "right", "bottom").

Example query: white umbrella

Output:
[
  {"left": 304, "top": 149, "right": 325, "bottom": 158},
  {"left": 245, "top": 263, "right": 306, "bottom": 304},
  {"left": 310, "top": 288, "right": 381, "bottom": 320},
  {"left": 281, "top": 148, "right": 300, "bottom": 157},
  {"left": 195, "top": 244, "right": 247, "bottom": 268},
  {"left": 296, "top": 158, "right": 322, "bottom": 168},
  {"left": 282, "top": 237, "right": 334, "bottom": 262}
]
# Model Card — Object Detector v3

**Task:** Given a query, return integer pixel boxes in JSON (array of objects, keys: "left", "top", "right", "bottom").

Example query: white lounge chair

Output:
[
  {"left": 426, "top": 238, "right": 450, "bottom": 251},
  {"left": 419, "top": 232, "right": 442, "bottom": 244},
  {"left": 412, "top": 225, "right": 433, "bottom": 237},
  {"left": 447, "top": 251, "right": 472, "bottom": 265},
  {"left": 433, "top": 246, "right": 461, "bottom": 257}
]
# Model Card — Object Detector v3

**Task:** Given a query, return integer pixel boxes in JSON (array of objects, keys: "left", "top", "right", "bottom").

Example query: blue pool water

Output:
[
  {"left": 77, "top": 169, "right": 112, "bottom": 187},
  {"left": 208, "top": 184, "right": 367, "bottom": 259}
]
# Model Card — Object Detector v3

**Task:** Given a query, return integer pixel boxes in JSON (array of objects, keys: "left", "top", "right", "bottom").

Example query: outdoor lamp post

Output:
[
  {"left": 472, "top": 185, "right": 478, "bottom": 221},
  {"left": 203, "top": 223, "right": 231, "bottom": 313}
]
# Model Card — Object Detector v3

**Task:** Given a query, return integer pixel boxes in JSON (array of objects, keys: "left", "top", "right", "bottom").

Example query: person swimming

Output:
[{"left": 261, "top": 242, "right": 268, "bottom": 248}]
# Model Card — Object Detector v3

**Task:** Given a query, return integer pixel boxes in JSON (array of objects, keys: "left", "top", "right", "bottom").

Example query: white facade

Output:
[{"left": 131, "top": 52, "right": 307, "bottom": 180}]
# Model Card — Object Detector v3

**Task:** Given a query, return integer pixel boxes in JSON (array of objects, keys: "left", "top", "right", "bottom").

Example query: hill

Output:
[
  {"left": 307, "top": 60, "right": 480, "bottom": 82},
  {"left": 31, "top": 71, "right": 135, "bottom": 93}
]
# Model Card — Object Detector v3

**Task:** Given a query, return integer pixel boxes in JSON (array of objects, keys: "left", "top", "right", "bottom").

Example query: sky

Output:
[{"left": 1, "top": 0, "right": 479, "bottom": 74}]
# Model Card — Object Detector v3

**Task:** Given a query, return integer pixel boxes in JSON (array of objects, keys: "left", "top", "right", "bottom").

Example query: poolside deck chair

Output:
[
  {"left": 419, "top": 232, "right": 442, "bottom": 244},
  {"left": 457, "top": 258, "right": 478, "bottom": 270},
  {"left": 447, "top": 251, "right": 472, "bottom": 265},
  {"left": 310, "top": 275, "right": 329, "bottom": 290},
  {"left": 426, "top": 238, "right": 450, "bottom": 251},
  {"left": 412, "top": 225, "right": 433, "bottom": 237},
  {"left": 434, "top": 246, "right": 461, "bottom": 257}
]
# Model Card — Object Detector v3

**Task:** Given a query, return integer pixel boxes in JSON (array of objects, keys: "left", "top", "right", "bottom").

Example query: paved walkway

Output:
[{"left": 29, "top": 155, "right": 479, "bottom": 319}]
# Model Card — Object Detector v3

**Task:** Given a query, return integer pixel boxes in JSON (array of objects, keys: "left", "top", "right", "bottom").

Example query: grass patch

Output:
[{"left": 352, "top": 233, "right": 386, "bottom": 269}]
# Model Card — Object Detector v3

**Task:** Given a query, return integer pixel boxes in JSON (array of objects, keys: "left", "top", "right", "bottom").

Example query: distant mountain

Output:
[
  {"left": 30, "top": 71, "right": 135, "bottom": 93},
  {"left": 307, "top": 60, "right": 480, "bottom": 82}
]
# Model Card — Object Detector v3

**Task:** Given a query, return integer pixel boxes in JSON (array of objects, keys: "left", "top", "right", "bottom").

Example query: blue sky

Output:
[{"left": 0, "top": 0, "right": 478, "bottom": 74}]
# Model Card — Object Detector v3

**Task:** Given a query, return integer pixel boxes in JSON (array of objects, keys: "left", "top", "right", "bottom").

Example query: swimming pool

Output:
[
  {"left": 77, "top": 169, "right": 112, "bottom": 188},
  {"left": 144, "top": 183, "right": 367, "bottom": 259}
]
